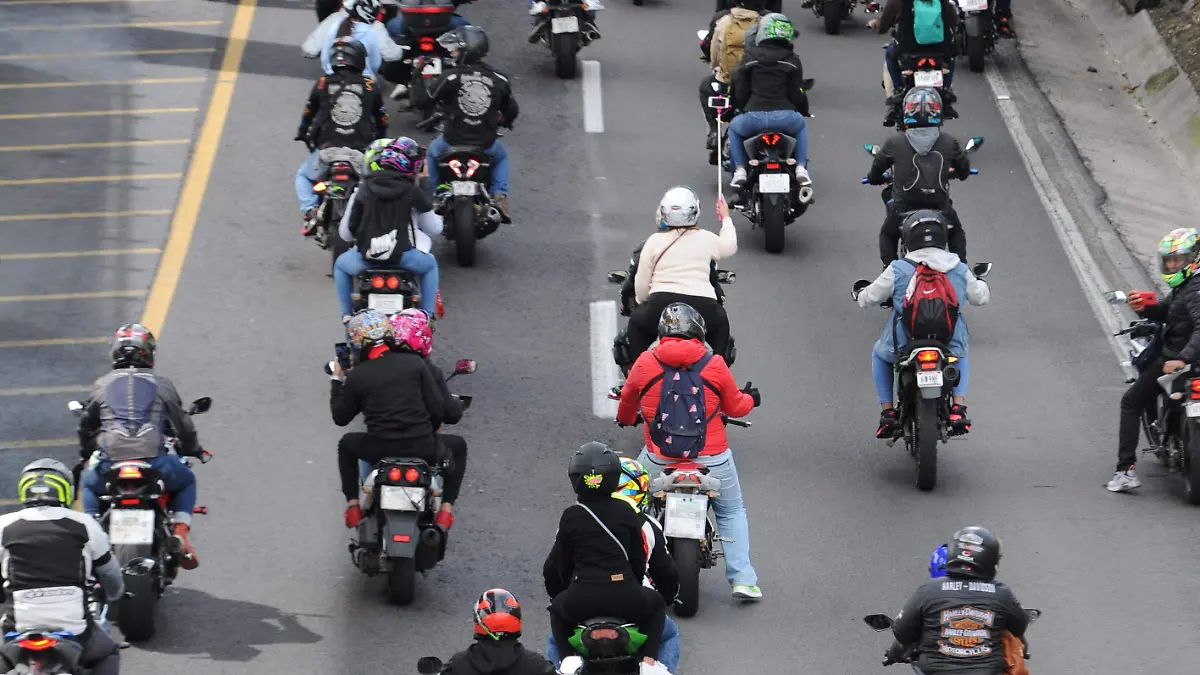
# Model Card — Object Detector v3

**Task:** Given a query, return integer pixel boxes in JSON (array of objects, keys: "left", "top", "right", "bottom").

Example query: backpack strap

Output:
[
  {"left": 638, "top": 354, "right": 720, "bottom": 400},
  {"left": 575, "top": 503, "right": 629, "bottom": 562}
]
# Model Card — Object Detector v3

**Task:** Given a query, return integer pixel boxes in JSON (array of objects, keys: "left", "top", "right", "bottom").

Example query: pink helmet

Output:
[{"left": 389, "top": 309, "right": 433, "bottom": 356}]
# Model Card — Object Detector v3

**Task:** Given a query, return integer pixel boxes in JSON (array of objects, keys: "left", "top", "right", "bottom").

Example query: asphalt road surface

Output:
[{"left": 5, "top": 0, "right": 1200, "bottom": 673}]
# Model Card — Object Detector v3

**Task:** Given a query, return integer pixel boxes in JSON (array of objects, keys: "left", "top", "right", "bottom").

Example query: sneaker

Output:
[
  {"left": 529, "top": 1, "right": 547, "bottom": 14},
  {"left": 730, "top": 167, "right": 747, "bottom": 188},
  {"left": 731, "top": 584, "right": 762, "bottom": 600},
  {"left": 435, "top": 509, "right": 455, "bottom": 531},
  {"left": 344, "top": 503, "right": 364, "bottom": 528},
  {"left": 876, "top": 408, "right": 901, "bottom": 439},
  {"left": 1106, "top": 467, "right": 1142, "bottom": 493},
  {"left": 996, "top": 15, "right": 1015, "bottom": 37},
  {"left": 795, "top": 165, "right": 812, "bottom": 185},
  {"left": 495, "top": 194, "right": 512, "bottom": 224},
  {"left": 607, "top": 384, "right": 622, "bottom": 400},
  {"left": 390, "top": 83, "right": 409, "bottom": 101},
  {"left": 301, "top": 208, "right": 319, "bottom": 236},
  {"left": 948, "top": 404, "right": 971, "bottom": 436},
  {"left": 169, "top": 523, "right": 199, "bottom": 570}
]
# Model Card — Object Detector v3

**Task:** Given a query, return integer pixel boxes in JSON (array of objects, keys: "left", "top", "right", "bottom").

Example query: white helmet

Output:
[{"left": 657, "top": 186, "right": 701, "bottom": 229}]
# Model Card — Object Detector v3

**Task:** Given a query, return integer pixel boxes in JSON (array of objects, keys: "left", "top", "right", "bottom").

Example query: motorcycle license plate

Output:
[
  {"left": 958, "top": 0, "right": 987, "bottom": 10},
  {"left": 663, "top": 493, "right": 708, "bottom": 540},
  {"left": 916, "top": 371, "right": 944, "bottom": 388},
  {"left": 108, "top": 509, "right": 155, "bottom": 546},
  {"left": 758, "top": 173, "right": 790, "bottom": 194},
  {"left": 451, "top": 181, "right": 478, "bottom": 196},
  {"left": 551, "top": 15, "right": 579, "bottom": 33},
  {"left": 367, "top": 294, "right": 406, "bottom": 315},
  {"left": 421, "top": 59, "right": 442, "bottom": 77},
  {"left": 380, "top": 485, "right": 426, "bottom": 511},
  {"left": 914, "top": 70, "right": 944, "bottom": 88},
  {"left": 1187, "top": 402, "right": 1200, "bottom": 418}
]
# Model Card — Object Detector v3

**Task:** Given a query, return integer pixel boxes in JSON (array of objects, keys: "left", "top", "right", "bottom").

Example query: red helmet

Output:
[{"left": 474, "top": 589, "right": 522, "bottom": 639}]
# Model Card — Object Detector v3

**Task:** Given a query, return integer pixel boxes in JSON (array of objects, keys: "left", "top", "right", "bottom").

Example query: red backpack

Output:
[{"left": 901, "top": 261, "right": 959, "bottom": 343}]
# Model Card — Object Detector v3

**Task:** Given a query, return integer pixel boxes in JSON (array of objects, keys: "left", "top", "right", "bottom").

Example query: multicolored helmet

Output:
[
  {"left": 1158, "top": 227, "right": 1200, "bottom": 288},
  {"left": 391, "top": 136, "right": 425, "bottom": 175},
  {"left": 111, "top": 323, "right": 156, "bottom": 369},
  {"left": 756, "top": 13, "right": 795, "bottom": 43},
  {"left": 903, "top": 87, "right": 942, "bottom": 128},
  {"left": 474, "top": 588, "right": 522, "bottom": 639},
  {"left": 364, "top": 137, "right": 393, "bottom": 166},
  {"left": 614, "top": 457, "right": 651, "bottom": 511},
  {"left": 389, "top": 308, "right": 433, "bottom": 356},
  {"left": 345, "top": 309, "right": 393, "bottom": 353}
]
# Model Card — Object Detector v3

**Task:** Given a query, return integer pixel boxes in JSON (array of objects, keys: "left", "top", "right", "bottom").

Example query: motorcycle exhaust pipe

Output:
[
  {"left": 798, "top": 186, "right": 814, "bottom": 204},
  {"left": 420, "top": 526, "right": 443, "bottom": 547},
  {"left": 486, "top": 206, "right": 502, "bottom": 224},
  {"left": 582, "top": 26, "right": 602, "bottom": 42},
  {"left": 943, "top": 364, "right": 960, "bottom": 386}
]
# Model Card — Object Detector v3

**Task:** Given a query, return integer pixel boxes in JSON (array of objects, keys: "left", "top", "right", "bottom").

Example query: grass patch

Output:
[{"left": 1150, "top": 1, "right": 1200, "bottom": 93}]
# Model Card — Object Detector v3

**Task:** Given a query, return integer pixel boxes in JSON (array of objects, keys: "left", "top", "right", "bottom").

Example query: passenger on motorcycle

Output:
[
  {"left": 544, "top": 443, "right": 667, "bottom": 667},
  {"left": 442, "top": 589, "right": 555, "bottom": 675},
  {"left": 699, "top": 0, "right": 766, "bottom": 150},
  {"left": 868, "top": 0, "right": 959, "bottom": 125},
  {"left": 416, "top": 26, "right": 519, "bottom": 223},
  {"left": 855, "top": 211, "right": 988, "bottom": 439},
  {"left": 615, "top": 303, "right": 763, "bottom": 600},
  {"left": 726, "top": 13, "right": 811, "bottom": 190},
  {"left": 79, "top": 324, "right": 204, "bottom": 569},
  {"left": 0, "top": 460, "right": 125, "bottom": 675},
  {"left": 331, "top": 310, "right": 449, "bottom": 529},
  {"left": 335, "top": 137, "right": 441, "bottom": 322},
  {"left": 388, "top": 309, "right": 466, "bottom": 530},
  {"left": 1107, "top": 227, "right": 1200, "bottom": 493},
  {"left": 624, "top": 188, "right": 736, "bottom": 368},
  {"left": 618, "top": 243, "right": 725, "bottom": 319},
  {"left": 303, "top": 0, "right": 404, "bottom": 79},
  {"left": 295, "top": 37, "right": 388, "bottom": 233},
  {"left": 885, "top": 527, "right": 1029, "bottom": 673},
  {"left": 867, "top": 87, "right": 970, "bottom": 267},
  {"left": 543, "top": 457, "right": 683, "bottom": 672}
]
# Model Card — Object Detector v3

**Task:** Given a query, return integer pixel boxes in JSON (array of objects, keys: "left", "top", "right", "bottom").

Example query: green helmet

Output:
[
  {"left": 364, "top": 137, "right": 394, "bottom": 172},
  {"left": 18, "top": 459, "right": 73, "bottom": 508},
  {"left": 756, "top": 13, "right": 795, "bottom": 44}
]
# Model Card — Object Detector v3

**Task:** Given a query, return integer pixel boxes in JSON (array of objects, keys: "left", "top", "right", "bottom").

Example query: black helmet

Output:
[
  {"left": 18, "top": 458, "right": 73, "bottom": 508},
  {"left": 944, "top": 526, "right": 1001, "bottom": 580},
  {"left": 658, "top": 303, "right": 706, "bottom": 341},
  {"left": 902, "top": 87, "right": 943, "bottom": 129},
  {"left": 437, "top": 25, "right": 489, "bottom": 66},
  {"left": 111, "top": 323, "right": 156, "bottom": 369},
  {"left": 568, "top": 442, "right": 622, "bottom": 500},
  {"left": 330, "top": 37, "right": 367, "bottom": 73},
  {"left": 901, "top": 210, "right": 949, "bottom": 252}
]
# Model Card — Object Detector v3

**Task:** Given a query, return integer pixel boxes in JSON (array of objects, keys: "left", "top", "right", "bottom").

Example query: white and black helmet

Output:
[{"left": 657, "top": 186, "right": 701, "bottom": 230}]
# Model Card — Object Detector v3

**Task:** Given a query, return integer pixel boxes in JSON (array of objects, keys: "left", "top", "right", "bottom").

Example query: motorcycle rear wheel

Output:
[
  {"left": 453, "top": 198, "right": 477, "bottom": 267},
  {"left": 670, "top": 537, "right": 702, "bottom": 618},
  {"left": 552, "top": 32, "right": 578, "bottom": 79},
  {"left": 1183, "top": 421, "right": 1200, "bottom": 505},
  {"left": 761, "top": 196, "right": 786, "bottom": 254},
  {"left": 914, "top": 398, "right": 939, "bottom": 492},
  {"left": 116, "top": 564, "right": 158, "bottom": 642},
  {"left": 966, "top": 35, "right": 986, "bottom": 73},
  {"left": 386, "top": 557, "right": 417, "bottom": 605}
]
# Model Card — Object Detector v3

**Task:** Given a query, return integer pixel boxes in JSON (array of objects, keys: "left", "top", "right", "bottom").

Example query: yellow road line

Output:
[
  {"left": 0, "top": 48, "right": 213, "bottom": 62},
  {"left": 1, "top": 247, "right": 162, "bottom": 261},
  {"left": 0, "top": 337, "right": 108, "bottom": 349},
  {"left": 0, "top": 174, "right": 180, "bottom": 187},
  {"left": 142, "top": 0, "right": 256, "bottom": 336},
  {"left": 0, "top": 108, "right": 197, "bottom": 121},
  {"left": 0, "top": 385, "right": 89, "bottom": 397},
  {"left": 0, "top": 290, "right": 146, "bottom": 302},
  {"left": 0, "top": 139, "right": 190, "bottom": 152},
  {"left": 0, "top": 20, "right": 221, "bottom": 32},
  {"left": 0, "top": 77, "right": 206, "bottom": 91},
  {"left": 0, "top": 439, "right": 75, "bottom": 451},
  {"left": 0, "top": 209, "right": 172, "bottom": 222}
]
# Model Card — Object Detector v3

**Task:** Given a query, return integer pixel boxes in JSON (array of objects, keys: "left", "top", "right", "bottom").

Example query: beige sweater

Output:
[{"left": 634, "top": 217, "right": 738, "bottom": 304}]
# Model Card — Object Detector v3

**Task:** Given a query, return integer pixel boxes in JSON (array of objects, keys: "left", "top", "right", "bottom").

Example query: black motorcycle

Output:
[
  {"left": 433, "top": 147, "right": 504, "bottom": 267},
  {"left": 955, "top": 0, "right": 995, "bottom": 73},
  {"left": 863, "top": 608, "right": 1041, "bottom": 667},
  {"left": 384, "top": 0, "right": 461, "bottom": 116},
  {"left": 732, "top": 126, "right": 816, "bottom": 253},
  {"left": 529, "top": 0, "right": 602, "bottom": 79},
  {"left": 811, "top": 0, "right": 873, "bottom": 35},
  {"left": 883, "top": 40, "right": 958, "bottom": 126},
  {"left": 308, "top": 148, "right": 363, "bottom": 267}
]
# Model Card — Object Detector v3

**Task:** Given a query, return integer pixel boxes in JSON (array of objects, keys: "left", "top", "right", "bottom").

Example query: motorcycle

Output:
[
  {"left": 851, "top": 266, "right": 992, "bottom": 491},
  {"left": 882, "top": 38, "right": 958, "bottom": 127},
  {"left": 812, "top": 0, "right": 879, "bottom": 35},
  {"left": 0, "top": 582, "right": 130, "bottom": 674},
  {"left": 308, "top": 147, "right": 363, "bottom": 266},
  {"left": 66, "top": 397, "right": 213, "bottom": 642},
  {"left": 732, "top": 125, "right": 816, "bottom": 253},
  {"left": 383, "top": 0, "right": 460, "bottom": 115},
  {"left": 341, "top": 358, "right": 476, "bottom": 605},
  {"left": 1105, "top": 291, "right": 1200, "bottom": 503},
  {"left": 955, "top": 0, "right": 995, "bottom": 74},
  {"left": 528, "top": 0, "right": 603, "bottom": 79},
  {"left": 862, "top": 607, "right": 1042, "bottom": 668},
  {"left": 432, "top": 146, "right": 505, "bottom": 267}
]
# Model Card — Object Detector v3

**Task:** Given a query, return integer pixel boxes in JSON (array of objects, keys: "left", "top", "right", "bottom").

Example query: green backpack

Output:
[{"left": 913, "top": 0, "right": 945, "bottom": 45}]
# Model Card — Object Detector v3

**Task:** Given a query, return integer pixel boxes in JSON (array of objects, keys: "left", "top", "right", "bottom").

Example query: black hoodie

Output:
[
  {"left": 731, "top": 40, "right": 809, "bottom": 116},
  {"left": 347, "top": 172, "right": 434, "bottom": 264},
  {"left": 443, "top": 641, "right": 555, "bottom": 675}
]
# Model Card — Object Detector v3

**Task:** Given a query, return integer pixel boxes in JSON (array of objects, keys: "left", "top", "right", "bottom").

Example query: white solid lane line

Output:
[
  {"left": 590, "top": 300, "right": 619, "bottom": 418},
  {"left": 582, "top": 60, "right": 604, "bottom": 134}
]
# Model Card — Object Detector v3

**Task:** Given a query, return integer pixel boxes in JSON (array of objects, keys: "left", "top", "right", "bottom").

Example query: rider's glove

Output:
[{"left": 742, "top": 381, "right": 761, "bottom": 407}]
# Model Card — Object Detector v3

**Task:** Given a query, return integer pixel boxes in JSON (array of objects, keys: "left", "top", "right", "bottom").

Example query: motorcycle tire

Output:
[
  {"left": 386, "top": 556, "right": 417, "bottom": 605},
  {"left": 823, "top": 0, "right": 841, "bottom": 35},
  {"left": 761, "top": 196, "right": 786, "bottom": 254},
  {"left": 914, "top": 398, "right": 939, "bottom": 491},
  {"left": 966, "top": 35, "right": 986, "bottom": 73},
  {"left": 552, "top": 32, "right": 578, "bottom": 79},
  {"left": 670, "top": 537, "right": 702, "bottom": 618},
  {"left": 1184, "top": 420, "right": 1200, "bottom": 505},
  {"left": 116, "top": 565, "right": 158, "bottom": 642},
  {"left": 452, "top": 197, "right": 477, "bottom": 267}
]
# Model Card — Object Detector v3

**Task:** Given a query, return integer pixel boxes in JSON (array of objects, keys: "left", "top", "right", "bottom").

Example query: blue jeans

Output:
[
  {"left": 885, "top": 42, "right": 956, "bottom": 92},
  {"left": 728, "top": 110, "right": 808, "bottom": 171},
  {"left": 295, "top": 149, "right": 324, "bottom": 214},
  {"left": 543, "top": 615, "right": 680, "bottom": 672},
  {"left": 82, "top": 455, "right": 198, "bottom": 527},
  {"left": 384, "top": 13, "right": 471, "bottom": 41},
  {"left": 334, "top": 247, "right": 439, "bottom": 316},
  {"left": 872, "top": 352, "right": 970, "bottom": 403},
  {"left": 638, "top": 449, "right": 757, "bottom": 587},
  {"left": 426, "top": 135, "right": 509, "bottom": 196}
]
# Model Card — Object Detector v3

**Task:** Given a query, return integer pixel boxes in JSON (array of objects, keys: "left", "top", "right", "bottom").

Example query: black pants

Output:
[
  {"left": 337, "top": 433, "right": 466, "bottom": 503},
  {"left": 698, "top": 73, "right": 726, "bottom": 133},
  {"left": 627, "top": 293, "right": 730, "bottom": 363},
  {"left": 1118, "top": 360, "right": 1164, "bottom": 471},
  {"left": 879, "top": 202, "right": 967, "bottom": 266},
  {"left": 550, "top": 581, "right": 665, "bottom": 660}
]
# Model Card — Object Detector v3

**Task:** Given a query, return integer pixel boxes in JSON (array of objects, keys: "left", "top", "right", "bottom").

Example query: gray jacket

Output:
[{"left": 78, "top": 368, "right": 199, "bottom": 462}]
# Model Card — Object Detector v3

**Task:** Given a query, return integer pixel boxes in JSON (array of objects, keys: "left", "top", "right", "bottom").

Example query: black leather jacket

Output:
[{"left": 1139, "top": 275, "right": 1200, "bottom": 362}]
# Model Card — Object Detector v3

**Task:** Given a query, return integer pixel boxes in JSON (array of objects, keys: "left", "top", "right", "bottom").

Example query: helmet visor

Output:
[{"left": 1162, "top": 251, "right": 1192, "bottom": 275}]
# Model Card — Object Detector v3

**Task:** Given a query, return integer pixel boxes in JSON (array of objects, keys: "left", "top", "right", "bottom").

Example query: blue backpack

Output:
[
  {"left": 641, "top": 354, "right": 718, "bottom": 459},
  {"left": 913, "top": 0, "right": 945, "bottom": 45}
]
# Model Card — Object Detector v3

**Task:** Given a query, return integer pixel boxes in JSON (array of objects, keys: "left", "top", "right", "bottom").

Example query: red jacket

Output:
[{"left": 617, "top": 337, "right": 754, "bottom": 458}]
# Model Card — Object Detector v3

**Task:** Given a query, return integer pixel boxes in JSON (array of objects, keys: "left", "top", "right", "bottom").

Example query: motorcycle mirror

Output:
[
  {"left": 853, "top": 279, "right": 872, "bottom": 293},
  {"left": 417, "top": 656, "right": 444, "bottom": 675},
  {"left": 607, "top": 270, "right": 629, "bottom": 284},
  {"left": 965, "top": 136, "right": 984, "bottom": 152},
  {"left": 1104, "top": 290, "right": 1128, "bottom": 305},
  {"left": 559, "top": 656, "right": 584, "bottom": 675},
  {"left": 454, "top": 359, "right": 477, "bottom": 375},
  {"left": 801, "top": 78, "right": 815, "bottom": 90},
  {"left": 188, "top": 397, "right": 212, "bottom": 415},
  {"left": 863, "top": 614, "right": 894, "bottom": 631},
  {"left": 971, "top": 262, "right": 993, "bottom": 279},
  {"left": 456, "top": 394, "right": 474, "bottom": 410},
  {"left": 716, "top": 270, "right": 736, "bottom": 284},
  {"left": 67, "top": 400, "right": 84, "bottom": 413},
  {"left": 696, "top": 29, "right": 709, "bottom": 40},
  {"left": 1025, "top": 608, "right": 1042, "bottom": 623}
]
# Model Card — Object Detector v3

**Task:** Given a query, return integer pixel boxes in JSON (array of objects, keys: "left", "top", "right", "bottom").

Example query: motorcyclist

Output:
[
  {"left": 331, "top": 310, "right": 445, "bottom": 528},
  {"left": 382, "top": 0, "right": 475, "bottom": 100},
  {"left": 387, "top": 308, "right": 466, "bottom": 530},
  {"left": 0, "top": 460, "right": 125, "bottom": 675},
  {"left": 884, "top": 526, "right": 1029, "bottom": 673},
  {"left": 868, "top": 0, "right": 960, "bottom": 126},
  {"left": 928, "top": 545, "right": 1030, "bottom": 675},
  {"left": 726, "top": 13, "right": 812, "bottom": 190},
  {"left": 1107, "top": 227, "right": 1200, "bottom": 493},
  {"left": 303, "top": 0, "right": 404, "bottom": 79},
  {"left": 866, "top": 87, "right": 970, "bottom": 267},
  {"left": 624, "top": 188, "right": 736, "bottom": 367},
  {"left": 698, "top": 0, "right": 766, "bottom": 150},
  {"left": 855, "top": 212, "right": 988, "bottom": 438},
  {"left": 615, "top": 303, "right": 763, "bottom": 600},
  {"left": 543, "top": 457, "right": 682, "bottom": 672},
  {"left": 544, "top": 442, "right": 667, "bottom": 667},
  {"left": 295, "top": 37, "right": 388, "bottom": 234},
  {"left": 334, "top": 137, "right": 441, "bottom": 322},
  {"left": 415, "top": 25, "right": 519, "bottom": 223},
  {"left": 78, "top": 323, "right": 203, "bottom": 569},
  {"left": 527, "top": 0, "right": 599, "bottom": 43},
  {"left": 441, "top": 589, "right": 555, "bottom": 675}
]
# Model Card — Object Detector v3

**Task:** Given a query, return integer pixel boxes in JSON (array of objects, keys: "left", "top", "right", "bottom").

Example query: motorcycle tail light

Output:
[
  {"left": 1190, "top": 380, "right": 1200, "bottom": 400},
  {"left": 118, "top": 466, "right": 142, "bottom": 479},
  {"left": 119, "top": 498, "right": 140, "bottom": 506},
  {"left": 766, "top": 162, "right": 780, "bottom": 170},
  {"left": 917, "top": 350, "right": 940, "bottom": 370},
  {"left": 465, "top": 158, "right": 481, "bottom": 178},
  {"left": 448, "top": 159, "right": 463, "bottom": 178},
  {"left": 371, "top": 276, "right": 385, "bottom": 289},
  {"left": 17, "top": 637, "right": 56, "bottom": 651},
  {"left": 419, "top": 38, "right": 434, "bottom": 52},
  {"left": 388, "top": 467, "right": 402, "bottom": 482},
  {"left": 386, "top": 276, "right": 400, "bottom": 290},
  {"left": 332, "top": 174, "right": 350, "bottom": 181},
  {"left": 404, "top": 468, "right": 420, "bottom": 483},
  {"left": 588, "top": 628, "right": 619, "bottom": 640},
  {"left": 392, "top": 534, "right": 411, "bottom": 542}
]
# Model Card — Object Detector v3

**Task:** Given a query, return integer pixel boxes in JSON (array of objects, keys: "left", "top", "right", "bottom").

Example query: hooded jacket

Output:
[
  {"left": 730, "top": 40, "right": 809, "bottom": 115},
  {"left": 616, "top": 337, "right": 755, "bottom": 458},
  {"left": 1135, "top": 275, "right": 1200, "bottom": 362},
  {"left": 347, "top": 172, "right": 434, "bottom": 263},
  {"left": 442, "top": 641, "right": 555, "bottom": 675},
  {"left": 868, "top": 130, "right": 970, "bottom": 208}
]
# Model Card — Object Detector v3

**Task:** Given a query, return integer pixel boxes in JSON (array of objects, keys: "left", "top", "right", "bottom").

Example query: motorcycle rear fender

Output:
[
  {"left": 761, "top": 192, "right": 787, "bottom": 209},
  {"left": 382, "top": 511, "right": 421, "bottom": 558},
  {"left": 964, "top": 13, "right": 987, "bottom": 38}
]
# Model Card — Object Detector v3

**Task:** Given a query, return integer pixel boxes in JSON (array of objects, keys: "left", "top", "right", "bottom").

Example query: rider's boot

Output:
[{"left": 169, "top": 523, "right": 200, "bottom": 570}]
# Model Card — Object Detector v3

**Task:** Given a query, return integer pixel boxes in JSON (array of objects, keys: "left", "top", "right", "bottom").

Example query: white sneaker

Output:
[
  {"left": 730, "top": 167, "right": 747, "bottom": 188},
  {"left": 1106, "top": 468, "right": 1142, "bottom": 492},
  {"left": 390, "top": 83, "right": 408, "bottom": 101},
  {"left": 795, "top": 165, "right": 812, "bottom": 185},
  {"left": 529, "top": 1, "right": 547, "bottom": 14}
]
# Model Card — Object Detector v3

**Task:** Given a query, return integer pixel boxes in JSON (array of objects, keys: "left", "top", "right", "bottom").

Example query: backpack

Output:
[
  {"left": 895, "top": 142, "right": 950, "bottom": 207},
  {"left": 640, "top": 354, "right": 717, "bottom": 459},
  {"left": 900, "top": 261, "right": 959, "bottom": 343},
  {"left": 912, "top": 0, "right": 945, "bottom": 45},
  {"left": 353, "top": 175, "right": 416, "bottom": 264},
  {"left": 313, "top": 73, "right": 377, "bottom": 150},
  {"left": 717, "top": 12, "right": 757, "bottom": 80}
]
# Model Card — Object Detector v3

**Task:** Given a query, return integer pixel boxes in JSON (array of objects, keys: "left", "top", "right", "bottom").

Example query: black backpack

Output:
[
  {"left": 312, "top": 73, "right": 377, "bottom": 150},
  {"left": 640, "top": 354, "right": 718, "bottom": 459},
  {"left": 894, "top": 151, "right": 950, "bottom": 207}
]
